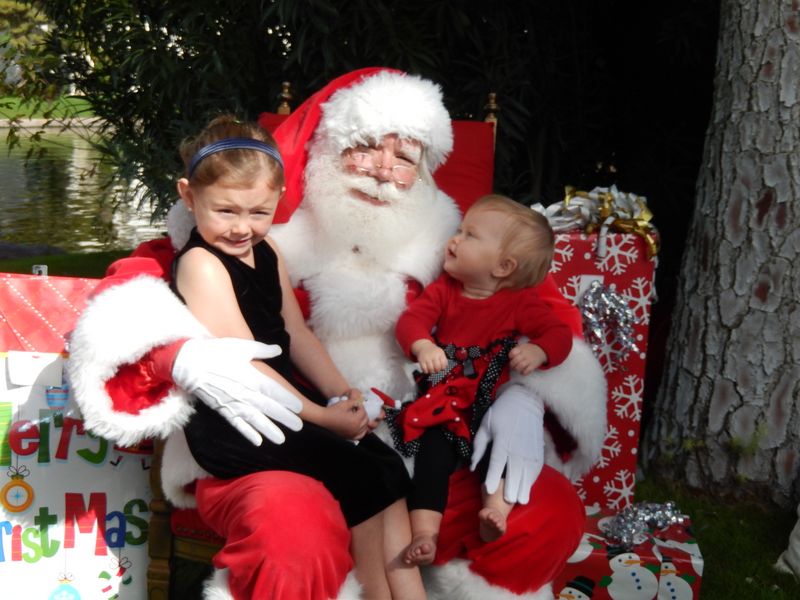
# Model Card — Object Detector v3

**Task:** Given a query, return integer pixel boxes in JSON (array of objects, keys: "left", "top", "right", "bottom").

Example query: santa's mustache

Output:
[{"left": 341, "top": 171, "right": 408, "bottom": 205}]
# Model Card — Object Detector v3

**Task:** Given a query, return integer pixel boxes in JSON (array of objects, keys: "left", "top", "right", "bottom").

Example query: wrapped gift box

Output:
[
  {"left": 0, "top": 272, "right": 99, "bottom": 352},
  {"left": 550, "top": 231, "right": 657, "bottom": 510},
  {"left": 553, "top": 507, "right": 704, "bottom": 599}
]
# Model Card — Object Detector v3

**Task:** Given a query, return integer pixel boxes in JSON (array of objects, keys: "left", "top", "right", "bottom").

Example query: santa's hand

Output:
[
  {"left": 172, "top": 338, "right": 303, "bottom": 446},
  {"left": 470, "top": 384, "right": 545, "bottom": 505}
]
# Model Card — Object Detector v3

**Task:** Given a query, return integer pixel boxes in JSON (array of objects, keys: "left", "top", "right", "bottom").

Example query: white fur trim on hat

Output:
[
  {"left": 66, "top": 275, "right": 209, "bottom": 446},
  {"left": 508, "top": 337, "right": 607, "bottom": 480},
  {"left": 317, "top": 71, "right": 454, "bottom": 172},
  {"left": 166, "top": 200, "right": 196, "bottom": 251},
  {"left": 425, "top": 559, "right": 554, "bottom": 600}
]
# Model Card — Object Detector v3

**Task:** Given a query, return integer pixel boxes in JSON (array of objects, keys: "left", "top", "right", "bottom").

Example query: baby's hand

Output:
[
  {"left": 412, "top": 340, "right": 448, "bottom": 374},
  {"left": 508, "top": 343, "right": 547, "bottom": 376},
  {"left": 325, "top": 398, "right": 369, "bottom": 440}
]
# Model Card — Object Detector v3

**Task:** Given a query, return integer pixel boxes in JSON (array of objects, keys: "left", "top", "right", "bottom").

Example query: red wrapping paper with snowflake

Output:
[
  {"left": 0, "top": 273, "right": 150, "bottom": 599},
  {"left": 550, "top": 230, "right": 656, "bottom": 511},
  {"left": 553, "top": 506, "right": 704, "bottom": 600}
]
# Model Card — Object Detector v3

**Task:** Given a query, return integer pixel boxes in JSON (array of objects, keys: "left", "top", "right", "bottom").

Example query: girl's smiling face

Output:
[{"left": 178, "top": 175, "right": 281, "bottom": 262}]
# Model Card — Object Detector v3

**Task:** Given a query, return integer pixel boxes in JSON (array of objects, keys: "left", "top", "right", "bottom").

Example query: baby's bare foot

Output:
[
  {"left": 478, "top": 507, "right": 507, "bottom": 543},
  {"left": 404, "top": 533, "right": 437, "bottom": 565}
]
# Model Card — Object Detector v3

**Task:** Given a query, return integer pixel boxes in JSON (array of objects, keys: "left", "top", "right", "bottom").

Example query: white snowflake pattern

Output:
[
  {"left": 559, "top": 275, "right": 584, "bottom": 305},
  {"left": 550, "top": 241, "right": 574, "bottom": 274},
  {"left": 594, "top": 330, "right": 620, "bottom": 374},
  {"left": 595, "top": 424, "right": 622, "bottom": 469},
  {"left": 622, "top": 276, "right": 653, "bottom": 325},
  {"left": 573, "top": 475, "right": 588, "bottom": 502},
  {"left": 603, "top": 469, "right": 636, "bottom": 510},
  {"left": 612, "top": 374, "right": 643, "bottom": 421},
  {"left": 596, "top": 234, "right": 639, "bottom": 276}
]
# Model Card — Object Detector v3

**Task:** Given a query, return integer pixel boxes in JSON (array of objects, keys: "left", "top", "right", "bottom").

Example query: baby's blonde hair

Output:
[
  {"left": 179, "top": 114, "right": 284, "bottom": 190},
  {"left": 469, "top": 194, "right": 554, "bottom": 289}
]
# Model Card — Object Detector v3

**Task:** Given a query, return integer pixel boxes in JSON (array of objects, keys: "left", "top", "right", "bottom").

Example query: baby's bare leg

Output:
[
  {"left": 479, "top": 478, "right": 514, "bottom": 543},
  {"left": 404, "top": 508, "right": 442, "bottom": 566},
  {"left": 384, "top": 499, "right": 427, "bottom": 599}
]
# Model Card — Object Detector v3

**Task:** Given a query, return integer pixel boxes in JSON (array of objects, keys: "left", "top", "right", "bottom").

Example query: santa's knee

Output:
[
  {"left": 504, "top": 466, "right": 584, "bottom": 546},
  {"left": 202, "top": 472, "right": 354, "bottom": 599},
  {"left": 230, "top": 471, "right": 352, "bottom": 559}
]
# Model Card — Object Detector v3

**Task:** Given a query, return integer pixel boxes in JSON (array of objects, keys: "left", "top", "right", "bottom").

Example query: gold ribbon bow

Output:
[{"left": 563, "top": 185, "right": 659, "bottom": 258}]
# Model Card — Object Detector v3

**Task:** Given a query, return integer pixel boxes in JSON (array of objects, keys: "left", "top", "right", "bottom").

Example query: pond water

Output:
[{"left": 0, "top": 130, "right": 166, "bottom": 254}]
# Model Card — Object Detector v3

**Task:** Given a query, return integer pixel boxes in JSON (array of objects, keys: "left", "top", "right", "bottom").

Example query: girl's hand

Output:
[
  {"left": 324, "top": 398, "right": 369, "bottom": 440},
  {"left": 509, "top": 343, "right": 548, "bottom": 376},
  {"left": 343, "top": 387, "right": 385, "bottom": 429},
  {"left": 412, "top": 339, "right": 448, "bottom": 374},
  {"left": 343, "top": 387, "right": 363, "bottom": 403}
]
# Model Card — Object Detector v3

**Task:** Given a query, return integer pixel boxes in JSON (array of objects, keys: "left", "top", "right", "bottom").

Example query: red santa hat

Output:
[{"left": 266, "top": 67, "right": 453, "bottom": 224}]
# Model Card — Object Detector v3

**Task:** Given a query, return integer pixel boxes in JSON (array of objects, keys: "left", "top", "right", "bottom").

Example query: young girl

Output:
[
  {"left": 172, "top": 115, "right": 425, "bottom": 599},
  {"left": 387, "top": 194, "right": 573, "bottom": 565}
]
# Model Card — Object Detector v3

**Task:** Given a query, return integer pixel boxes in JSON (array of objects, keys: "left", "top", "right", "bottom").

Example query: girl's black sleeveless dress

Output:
[{"left": 175, "top": 229, "right": 410, "bottom": 527}]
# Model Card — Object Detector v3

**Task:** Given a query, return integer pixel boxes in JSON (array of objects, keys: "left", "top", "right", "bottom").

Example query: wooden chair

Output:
[{"left": 145, "top": 85, "right": 499, "bottom": 599}]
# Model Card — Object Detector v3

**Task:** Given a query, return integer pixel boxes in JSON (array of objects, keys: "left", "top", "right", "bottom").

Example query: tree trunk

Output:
[{"left": 642, "top": 0, "right": 800, "bottom": 508}]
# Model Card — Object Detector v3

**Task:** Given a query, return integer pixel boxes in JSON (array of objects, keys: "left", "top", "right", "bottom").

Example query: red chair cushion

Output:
[
  {"left": 434, "top": 120, "right": 495, "bottom": 215},
  {"left": 257, "top": 112, "right": 290, "bottom": 133},
  {"left": 171, "top": 508, "right": 224, "bottom": 544}
]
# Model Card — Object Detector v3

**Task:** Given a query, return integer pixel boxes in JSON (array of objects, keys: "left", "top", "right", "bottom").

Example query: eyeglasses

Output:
[{"left": 344, "top": 149, "right": 419, "bottom": 187}]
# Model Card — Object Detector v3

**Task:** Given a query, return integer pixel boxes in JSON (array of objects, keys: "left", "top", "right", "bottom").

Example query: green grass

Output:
[
  {"left": 2, "top": 251, "right": 798, "bottom": 599},
  {"left": 636, "top": 475, "right": 800, "bottom": 599},
  {"left": 0, "top": 95, "right": 94, "bottom": 120},
  {"left": 0, "top": 251, "right": 128, "bottom": 278}
]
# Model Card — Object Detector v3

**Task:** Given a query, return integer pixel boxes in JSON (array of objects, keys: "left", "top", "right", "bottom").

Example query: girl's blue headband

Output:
[{"left": 187, "top": 138, "right": 284, "bottom": 178}]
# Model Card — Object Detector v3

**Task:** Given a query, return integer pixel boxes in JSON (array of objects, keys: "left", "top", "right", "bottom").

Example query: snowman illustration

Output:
[
  {"left": 568, "top": 505, "right": 608, "bottom": 564},
  {"left": 556, "top": 574, "right": 595, "bottom": 599},
  {"left": 601, "top": 546, "right": 659, "bottom": 599},
  {"left": 657, "top": 556, "right": 695, "bottom": 600},
  {"left": 653, "top": 534, "right": 704, "bottom": 576},
  {"left": 567, "top": 530, "right": 608, "bottom": 564}
]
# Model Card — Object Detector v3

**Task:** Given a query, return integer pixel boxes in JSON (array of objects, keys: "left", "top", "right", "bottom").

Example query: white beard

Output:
[
  {"left": 303, "top": 147, "right": 441, "bottom": 269},
  {"left": 272, "top": 142, "right": 461, "bottom": 398}
]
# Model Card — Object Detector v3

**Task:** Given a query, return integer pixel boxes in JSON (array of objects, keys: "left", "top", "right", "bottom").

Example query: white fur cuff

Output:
[
  {"left": 510, "top": 338, "right": 607, "bottom": 480},
  {"left": 67, "top": 275, "right": 209, "bottom": 446}
]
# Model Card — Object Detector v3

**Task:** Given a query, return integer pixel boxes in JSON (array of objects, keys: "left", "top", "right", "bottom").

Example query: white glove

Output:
[
  {"left": 327, "top": 389, "right": 385, "bottom": 421},
  {"left": 172, "top": 338, "right": 303, "bottom": 446},
  {"left": 470, "top": 384, "right": 545, "bottom": 504}
]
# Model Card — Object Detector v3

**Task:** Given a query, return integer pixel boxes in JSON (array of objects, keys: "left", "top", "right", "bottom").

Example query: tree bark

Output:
[{"left": 642, "top": 0, "right": 800, "bottom": 508}]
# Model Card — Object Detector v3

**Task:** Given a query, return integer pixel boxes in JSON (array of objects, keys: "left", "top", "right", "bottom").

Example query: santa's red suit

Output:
[{"left": 67, "top": 69, "right": 607, "bottom": 600}]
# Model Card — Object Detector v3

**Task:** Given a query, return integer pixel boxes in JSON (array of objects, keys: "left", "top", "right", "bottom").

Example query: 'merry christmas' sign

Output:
[{"left": 0, "top": 273, "right": 150, "bottom": 599}]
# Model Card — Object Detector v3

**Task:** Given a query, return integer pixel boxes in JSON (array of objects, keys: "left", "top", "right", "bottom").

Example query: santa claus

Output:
[{"left": 67, "top": 68, "right": 606, "bottom": 599}]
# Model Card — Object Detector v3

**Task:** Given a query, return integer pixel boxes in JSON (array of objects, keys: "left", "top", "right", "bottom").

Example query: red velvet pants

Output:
[{"left": 195, "top": 465, "right": 583, "bottom": 599}]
